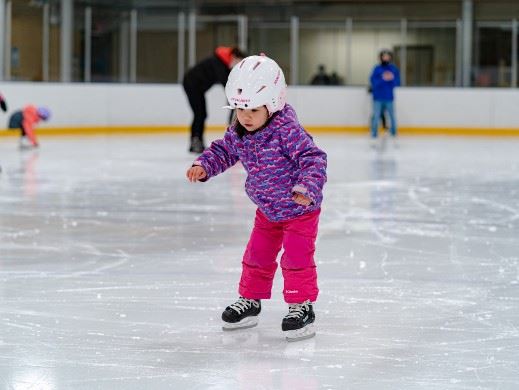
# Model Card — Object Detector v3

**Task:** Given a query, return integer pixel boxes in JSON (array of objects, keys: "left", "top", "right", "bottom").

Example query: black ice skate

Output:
[
  {"left": 221, "top": 297, "right": 261, "bottom": 331},
  {"left": 189, "top": 136, "right": 205, "bottom": 154},
  {"left": 282, "top": 300, "right": 316, "bottom": 342}
]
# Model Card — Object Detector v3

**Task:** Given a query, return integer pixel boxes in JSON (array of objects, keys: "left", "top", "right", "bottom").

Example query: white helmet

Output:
[{"left": 225, "top": 54, "right": 287, "bottom": 115}]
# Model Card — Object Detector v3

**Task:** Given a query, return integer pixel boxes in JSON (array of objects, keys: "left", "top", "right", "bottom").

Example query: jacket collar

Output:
[{"left": 241, "top": 104, "right": 298, "bottom": 142}]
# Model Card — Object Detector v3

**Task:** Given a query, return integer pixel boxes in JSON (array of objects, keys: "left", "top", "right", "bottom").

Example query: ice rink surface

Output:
[{"left": 0, "top": 133, "right": 518, "bottom": 389}]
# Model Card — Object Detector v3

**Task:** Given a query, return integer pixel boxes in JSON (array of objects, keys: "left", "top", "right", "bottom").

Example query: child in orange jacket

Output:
[{"left": 8, "top": 105, "right": 51, "bottom": 149}]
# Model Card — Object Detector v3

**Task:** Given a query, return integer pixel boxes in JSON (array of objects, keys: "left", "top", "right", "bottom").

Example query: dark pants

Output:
[
  {"left": 183, "top": 80, "right": 206, "bottom": 140},
  {"left": 8, "top": 111, "right": 26, "bottom": 137}
]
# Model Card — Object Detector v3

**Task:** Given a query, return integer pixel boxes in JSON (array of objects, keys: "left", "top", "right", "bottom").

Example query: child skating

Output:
[
  {"left": 8, "top": 105, "right": 51, "bottom": 149},
  {"left": 186, "top": 54, "right": 327, "bottom": 341}
]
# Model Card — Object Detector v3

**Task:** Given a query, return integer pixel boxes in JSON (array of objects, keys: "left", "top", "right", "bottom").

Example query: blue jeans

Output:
[{"left": 371, "top": 100, "right": 397, "bottom": 138}]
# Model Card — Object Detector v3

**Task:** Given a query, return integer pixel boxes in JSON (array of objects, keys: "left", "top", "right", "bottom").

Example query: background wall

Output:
[
  {"left": 11, "top": 7, "right": 42, "bottom": 81},
  {"left": 298, "top": 26, "right": 457, "bottom": 86},
  {"left": 1, "top": 82, "right": 519, "bottom": 132}
]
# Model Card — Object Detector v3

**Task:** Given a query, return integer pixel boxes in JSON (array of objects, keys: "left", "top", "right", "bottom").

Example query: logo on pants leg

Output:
[{"left": 285, "top": 289, "right": 299, "bottom": 294}]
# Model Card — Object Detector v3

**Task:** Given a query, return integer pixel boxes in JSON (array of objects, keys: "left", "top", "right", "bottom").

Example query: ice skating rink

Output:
[{"left": 1, "top": 133, "right": 518, "bottom": 389}]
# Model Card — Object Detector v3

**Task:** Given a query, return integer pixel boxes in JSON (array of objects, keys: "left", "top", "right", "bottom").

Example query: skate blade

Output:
[
  {"left": 222, "top": 316, "right": 258, "bottom": 331},
  {"left": 284, "top": 323, "right": 316, "bottom": 342}
]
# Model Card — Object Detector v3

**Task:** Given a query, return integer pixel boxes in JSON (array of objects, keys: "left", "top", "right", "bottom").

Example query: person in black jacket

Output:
[
  {"left": 310, "top": 64, "right": 331, "bottom": 85},
  {"left": 0, "top": 93, "right": 6, "bottom": 172},
  {"left": 183, "top": 46, "right": 246, "bottom": 153},
  {"left": 0, "top": 93, "right": 7, "bottom": 113}
]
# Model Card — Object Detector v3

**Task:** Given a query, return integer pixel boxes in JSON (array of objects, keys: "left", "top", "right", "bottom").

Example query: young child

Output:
[
  {"left": 186, "top": 54, "right": 327, "bottom": 341},
  {"left": 8, "top": 105, "right": 51, "bottom": 149}
]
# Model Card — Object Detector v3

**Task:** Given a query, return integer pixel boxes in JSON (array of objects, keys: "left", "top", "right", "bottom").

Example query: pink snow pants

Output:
[{"left": 239, "top": 208, "right": 320, "bottom": 303}]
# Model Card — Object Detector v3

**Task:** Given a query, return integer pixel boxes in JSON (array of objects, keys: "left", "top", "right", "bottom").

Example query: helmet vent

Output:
[
  {"left": 237, "top": 88, "right": 243, "bottom": 95},
  {"left": 252, "top": 61, "right": 262, "bottom": 70},
  {"left": 256, "top": 85, "right": 266, "bottom": 93}
]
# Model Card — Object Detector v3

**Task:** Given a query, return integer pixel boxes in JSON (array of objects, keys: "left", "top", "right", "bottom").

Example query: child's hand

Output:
[
  {"left": 293, "top": 193, "right": 312, "bottom": 206},
  {"left": 186, "top": 165, "right": 207, "bottom": 182}
]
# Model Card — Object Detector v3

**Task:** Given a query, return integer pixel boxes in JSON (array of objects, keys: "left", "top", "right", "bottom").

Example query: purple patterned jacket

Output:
[{"left": 194, "top": 104, "right": 327, "bottom": 222}]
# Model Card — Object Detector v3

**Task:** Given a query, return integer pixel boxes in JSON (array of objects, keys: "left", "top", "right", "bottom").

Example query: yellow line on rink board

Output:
[
  {"left": 394, "top": 127, "right": 519, "bottom": 137},
  {"left": 1, "top": 125, "right": 519, "bottom": 137},
  {"left": 305, "top": 126, "right": 519, "bottom": 136},
  {"left": 0, "top": 125, "right": 225, "bottom": 137}
]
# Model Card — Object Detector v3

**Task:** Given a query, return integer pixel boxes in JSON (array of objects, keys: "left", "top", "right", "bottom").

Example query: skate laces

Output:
[
  {"left": 229, "top": 297, "right": 258, "bottom": 314},
  {"left": 285, "top": 301, "right": 311, "bottom": 319}
]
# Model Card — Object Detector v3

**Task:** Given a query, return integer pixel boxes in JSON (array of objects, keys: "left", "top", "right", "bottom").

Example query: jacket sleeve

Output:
[
  {"left": 21, "top": 118, "right": 38, "bottom": 146},
  {"left": 21, "top": 106, "right": 39, "bottom": 146},
  {"left": 194, "top": 128, "right": 239, "bottom": 181},
  {"left": 393, "top": 67, "right": 401, "bottom": 87},
  {"left": 283, "top": 125, "right": 327, "bottom": 204},
  {"left": 370, "top": 67, "right": 384, "bottom": 90}
]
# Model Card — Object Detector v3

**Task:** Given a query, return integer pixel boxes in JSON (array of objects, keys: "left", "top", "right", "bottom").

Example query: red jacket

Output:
[{"left": 214, "top": 46, "right": 234, "bottom": 68}]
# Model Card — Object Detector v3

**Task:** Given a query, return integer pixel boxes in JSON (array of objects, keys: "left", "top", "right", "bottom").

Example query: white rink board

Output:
[{"left": 2, "top": 82, "right": 519, "bottom": 130}]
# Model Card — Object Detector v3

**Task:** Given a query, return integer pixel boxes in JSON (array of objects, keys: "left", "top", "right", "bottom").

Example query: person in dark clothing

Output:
[
  {"left": 0, "top": 93, "right": 7, "bottom": 112},
  {"left": 329, "top": 72, "right": 342, "bottom": 86},
  {"left": 310, "top": 64, "right": 331, "bottom": 85},
  {"left": 0, "top": 93, "right": 6, "bottom": 173},
  {"left": 183, "top": 46, "right": 246, "bottom": 154}
]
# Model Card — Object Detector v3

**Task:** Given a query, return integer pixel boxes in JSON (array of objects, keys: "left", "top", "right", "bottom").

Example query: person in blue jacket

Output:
[{"left": 369, "top": 49, "right": 400, "bottom": 142}]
